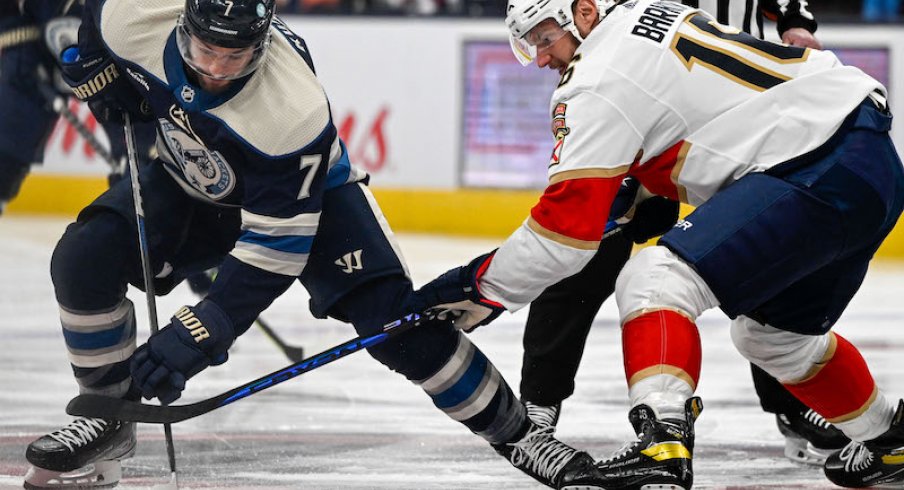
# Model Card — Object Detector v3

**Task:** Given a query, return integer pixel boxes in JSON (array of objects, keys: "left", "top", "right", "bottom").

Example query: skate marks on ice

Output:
[{"left": 2, "top": 217, "right": 904, "bottom": 488}]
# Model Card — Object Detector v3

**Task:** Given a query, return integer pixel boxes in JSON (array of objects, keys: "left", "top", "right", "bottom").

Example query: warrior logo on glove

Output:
[{"left": 175, "top": 306, "right": 211, "bottom": 342}]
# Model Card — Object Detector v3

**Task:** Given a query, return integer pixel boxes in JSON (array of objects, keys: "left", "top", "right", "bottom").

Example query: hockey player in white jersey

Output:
[
  {"left": 22, "top": 0, "right": 614, "bottom": 488},
  {"left": 411, "top": 0, "right": 904, "bottom": 488}
]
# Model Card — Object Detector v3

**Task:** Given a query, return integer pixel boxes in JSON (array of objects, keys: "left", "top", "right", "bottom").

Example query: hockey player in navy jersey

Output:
[
  {"left": 0, "top": 0, "right": 157, "bottom": 214},
  {"left": 411, "top": 0, "right": 904, "bottom": 488},
  {"left": 22, "top": 0, "right": 611, "bottom": 488}
]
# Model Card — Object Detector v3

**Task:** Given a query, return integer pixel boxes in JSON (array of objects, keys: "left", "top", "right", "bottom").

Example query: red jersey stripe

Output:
[{"left": 529, "top": 176, "right": 623, "bottom": 244}]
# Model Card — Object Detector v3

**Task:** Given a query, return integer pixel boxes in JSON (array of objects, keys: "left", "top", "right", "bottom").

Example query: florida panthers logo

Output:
[
  {"left": 550, "top": 103, "right": 570, "bottom": 167},
  {"left": 160, "top": 119, "right": 236, "bottom": 200}
]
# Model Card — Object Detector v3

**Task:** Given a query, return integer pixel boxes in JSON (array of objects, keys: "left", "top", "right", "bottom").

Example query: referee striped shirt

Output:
[{"left": 683, "top": 0, "right": 818, "bottom": 40}]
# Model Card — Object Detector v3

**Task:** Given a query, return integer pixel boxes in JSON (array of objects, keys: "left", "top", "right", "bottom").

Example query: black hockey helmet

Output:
[
  {"left": 183, "top": 0, "right": 275, "bottom": 49},
  {"left": 177, "top": 0, "right": 275, "bottom": 80}
]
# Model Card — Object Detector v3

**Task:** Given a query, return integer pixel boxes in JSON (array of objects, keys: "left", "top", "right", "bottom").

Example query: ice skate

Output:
[
  {"left": 595, "top": 397, "right": 702, "bottom": 490},
  {"left": 824, "top": 400, "right": 904, "bottom": 488},
  {"left": 493, "top": 421, "right": 607, "bottom": 489},
  {"left": 24, "top": 417, "right": 136, "bottom": 489},
  {"left": 525, "top": 400, "right": 562, "bottom": 431},
  {"left": 776, "top": 407, "right": 849, "bottom": 465}
]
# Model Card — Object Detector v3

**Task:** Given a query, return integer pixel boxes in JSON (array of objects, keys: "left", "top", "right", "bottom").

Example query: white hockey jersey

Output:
[{"left": 481, "top": 0, "right": 884, "bottom": 311}]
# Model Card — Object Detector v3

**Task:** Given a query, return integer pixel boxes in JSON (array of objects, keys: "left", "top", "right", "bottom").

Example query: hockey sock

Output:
[
  {"left": 622, "top": 309, "right": 701, "bottom": 419},
  {"left": 783, "top": 332, "right": 895, "bottom": 441},
  {"left": 61, "top": 299, "right": 137, "bottom": 397},
  {"left": 415, "top": 333, "right": 526, "bottom": 444}
]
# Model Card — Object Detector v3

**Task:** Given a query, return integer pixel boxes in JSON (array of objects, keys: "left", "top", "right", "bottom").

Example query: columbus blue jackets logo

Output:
[{"left": 160, "top": 120, "right": 236, "bottom": 200}]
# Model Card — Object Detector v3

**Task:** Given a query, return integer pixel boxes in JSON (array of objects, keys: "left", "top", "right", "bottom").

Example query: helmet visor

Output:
[
  {"left": 509, "top": 19, "right": 568, "bottom": 66},
  {"left": 176, "top": 15, "right": 269, "bottom": 81}
]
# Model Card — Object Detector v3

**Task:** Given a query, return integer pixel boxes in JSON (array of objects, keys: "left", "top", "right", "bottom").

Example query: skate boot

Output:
[
  {"left": 24, "top": 417, "right": 136, "bottom": 489},
  {"left": 595, "top": 397, "right": 702, "bottom": 490},
  {"left": 824, "top": 399, "right": 904, "bottom": 488},
  {"left": 493, "top": 421, "right": 608, "bottom": 489},
  {"left": 776, "top": 407, "right": 850, "bottom": 465},
  {"left": 525, "top": 400, "right": 562, "bottom": 431}
]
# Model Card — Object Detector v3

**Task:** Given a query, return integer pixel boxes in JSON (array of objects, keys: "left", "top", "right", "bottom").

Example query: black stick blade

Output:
[{"left": 66, "top": 394, "right": 207, "bottom": 424}]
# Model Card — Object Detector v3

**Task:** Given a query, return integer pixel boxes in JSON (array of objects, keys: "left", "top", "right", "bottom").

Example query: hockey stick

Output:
[
  {"left": 52, "top": 97, "right": 119, "bottom": 171},
  {"left": 255, "top": 317, "right": 305, "bottom": 362},
  {"left": 36, "top": 83, "right": 121, "bottom": 172},
  {"left": 123, "top": 113, "right": 179, "bottom": 486},
  {"left": 66, "top": 311, "right": 435, "bottom": 424}
]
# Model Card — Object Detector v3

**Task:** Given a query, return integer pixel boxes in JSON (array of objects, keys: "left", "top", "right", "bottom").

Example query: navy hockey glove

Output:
[
  {"left": 410, "top": 252, "right": 506, "bottom": 332},
  {"left": 60, "top": 46, "right": 151, "bottom": 123},
  {"left": 131, "top": 300, "right": 235, "bottom": 404},
  {"left": 605, "top": 176, "right": 679, "bottom": 244}
]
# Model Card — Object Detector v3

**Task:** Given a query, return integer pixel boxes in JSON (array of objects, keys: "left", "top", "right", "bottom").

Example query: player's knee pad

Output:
[
  {"left": 729, "top": 315, "right": 831, "bottom": 382},
  {"left": 615, "top": 245, "right": 719, "bottom": 323},
  {"left": 51, "top": 212, "right": 135, "bottom": 310},
  {"left": 61, "top": 298, "right": 137, "bottom": 397}
]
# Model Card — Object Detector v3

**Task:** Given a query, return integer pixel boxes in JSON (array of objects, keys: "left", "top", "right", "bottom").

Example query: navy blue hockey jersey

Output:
[{"left": 86, "top": 0, "right": 368, "bottom": 331}]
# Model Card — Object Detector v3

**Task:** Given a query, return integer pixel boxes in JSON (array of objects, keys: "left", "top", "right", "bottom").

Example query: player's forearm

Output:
[
  {"left": 480, "top": 223, "right": 598, "bottom": 311},
  {"left": 206, "top": 254, "right": 296, "bottom": 337}
]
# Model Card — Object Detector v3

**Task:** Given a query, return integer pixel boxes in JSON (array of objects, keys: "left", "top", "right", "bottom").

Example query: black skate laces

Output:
[
  {"left": 837, "top": 441, "right": 874, "bottom": 472},
  {"left": 48, "top": 417, "right": 109, "bottom": 452},
  {"left": 508, "top": 425, "right": 577, "bottom": 481},
  {"left": 602, "top": 439, "right": 641, "bottom": 463}
]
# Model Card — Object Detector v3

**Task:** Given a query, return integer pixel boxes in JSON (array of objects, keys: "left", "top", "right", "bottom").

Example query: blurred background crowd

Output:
[{"left": 274, "top": 0, "right": 901, "bottom": 22}]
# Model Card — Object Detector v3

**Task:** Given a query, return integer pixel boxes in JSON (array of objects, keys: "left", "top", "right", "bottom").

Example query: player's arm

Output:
[
  {"left": 411, "top": 92, "right": 643, "bottom": 330},
  {"left": 56, "top": 0, "right": 151, "bottom": 122},
  {"left": 131, "top": 131, "right": 340, "bottom": 404},
  {"left": 760, "top": 0, "right": 822, "bottom": 49},
  {"left": 209, "top": 145, "right": 335, "bottom": 333}
]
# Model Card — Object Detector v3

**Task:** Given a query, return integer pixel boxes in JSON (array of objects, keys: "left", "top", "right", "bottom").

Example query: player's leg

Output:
[
  {"left": 24, "top": 163, "right": 224, "bottom": 489},
  {"left": 750, "top": 363, "right": 849, "bottom": 464},
  {"left": 301, "top": 183, "right": 608, "bottom": 488},
  {"left": 520, "top": 231, "right": 633, "bottom": 429},
  {"left": 660, "top": 104, "right": 904, "bottom": 487},
  {"left": 593, "top": 243, "right": 713, "bottom": 490}
]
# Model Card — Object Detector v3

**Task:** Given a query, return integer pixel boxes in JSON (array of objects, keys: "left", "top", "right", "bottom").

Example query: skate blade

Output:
[
  {"left": 638, "top": 485, "right": 686, "bottom": 490},
  {"left": 24, "top": 460, "right": 121, "bottom": 489},
  {"left": 784, "top": 436, "right": 835, "bottom": 466}
]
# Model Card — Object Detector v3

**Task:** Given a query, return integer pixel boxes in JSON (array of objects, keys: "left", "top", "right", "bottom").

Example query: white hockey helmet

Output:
[{"left": 505, "top": 0, "right": 618, "bottom": 65}]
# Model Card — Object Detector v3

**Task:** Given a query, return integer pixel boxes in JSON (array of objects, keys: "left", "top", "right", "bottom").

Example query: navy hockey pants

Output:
[{"left": 661, "top": 99, "right": 904, "bottom": 335}]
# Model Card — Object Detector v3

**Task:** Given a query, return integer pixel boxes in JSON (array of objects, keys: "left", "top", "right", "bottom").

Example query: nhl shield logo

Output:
[{"left": 181, "top": 85, "right": 195, "bottom": 103}]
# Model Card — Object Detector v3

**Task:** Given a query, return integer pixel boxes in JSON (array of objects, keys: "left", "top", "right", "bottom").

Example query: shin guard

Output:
[
  {"left": 623, "top": 310, "right": 701, "bottom": 419},
  {"left": 60, "top": 300, "right": 137, "bottom": 397},
  {"left": 415, "top": 333, "right": 526, "bottom": 444},
  {"left": 783, "top": 333, "right": 894, "bottom": 440}
]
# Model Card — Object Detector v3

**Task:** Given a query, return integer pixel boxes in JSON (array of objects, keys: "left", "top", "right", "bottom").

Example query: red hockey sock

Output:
[
  {"left": 783, "top": 333, "right": 877, "bottom": 423},
  {"left": 622, "top": 310, "right": 702, "bottom": 390}
]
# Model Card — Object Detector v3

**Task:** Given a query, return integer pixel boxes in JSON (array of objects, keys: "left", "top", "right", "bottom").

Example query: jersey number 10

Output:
[{"left": 671, "top": 14, "right": 808, "bottom": 92}]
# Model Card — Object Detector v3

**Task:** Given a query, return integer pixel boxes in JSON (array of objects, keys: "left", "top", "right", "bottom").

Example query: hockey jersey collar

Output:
[{"left": 162, "top": 30, "right": 253, "bottom": 112}]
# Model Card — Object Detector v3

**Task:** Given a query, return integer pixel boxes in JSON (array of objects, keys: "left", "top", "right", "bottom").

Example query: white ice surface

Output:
[{"left": 1, "top": 216, "right": 903, "bottom": 489}]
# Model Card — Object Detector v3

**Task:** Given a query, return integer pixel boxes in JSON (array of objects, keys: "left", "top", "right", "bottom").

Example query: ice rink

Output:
[{"left": 2, "top": 215, "right": 903, "bottom": 489}]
